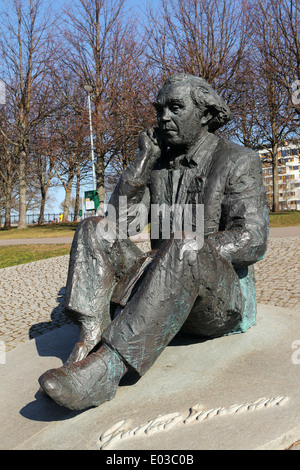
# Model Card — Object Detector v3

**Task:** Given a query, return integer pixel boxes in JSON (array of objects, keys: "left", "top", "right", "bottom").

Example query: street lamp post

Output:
[{"left": 83, "top": 84, "right": 97, "bottom": 192}]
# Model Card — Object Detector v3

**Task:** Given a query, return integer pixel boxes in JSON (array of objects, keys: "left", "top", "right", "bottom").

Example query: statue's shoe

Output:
[{"left": 38, "top": 344, "right": 127, "bottom": 410}]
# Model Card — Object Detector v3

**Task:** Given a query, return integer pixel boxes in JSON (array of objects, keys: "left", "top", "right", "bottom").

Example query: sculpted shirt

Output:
[
  {"left": 148, "top": 132, "right": 219, "bottom": 249},
  {"left": 110, "top": 130, "right": 269, "bottom": 271}
]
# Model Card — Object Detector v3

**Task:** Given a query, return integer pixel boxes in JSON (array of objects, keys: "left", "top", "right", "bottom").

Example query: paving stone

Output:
[{"left": 0, "top": 235, "right": 299, "bottom": 350}]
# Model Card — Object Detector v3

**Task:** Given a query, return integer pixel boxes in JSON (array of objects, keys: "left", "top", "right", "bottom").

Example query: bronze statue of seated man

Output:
[{"left": 39, "top": 73, "right": 268, "bottom": 411}]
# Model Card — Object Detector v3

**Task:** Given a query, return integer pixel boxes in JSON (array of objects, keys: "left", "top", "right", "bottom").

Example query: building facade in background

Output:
[{"left": 259, "top": 143, "right": 300, "bottom": 211}]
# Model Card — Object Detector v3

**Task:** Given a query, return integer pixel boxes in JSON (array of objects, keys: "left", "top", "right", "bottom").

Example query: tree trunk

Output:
[
  {"left": 73, "top": 170, "right": 80, "bottom": 221},
  {"left": 3, "top": 158, "right": 13, "bottom": 229},
  {"left": 18, "top": 149, "right": 27, "bottom": 229},
  {"left": 96, "top": 157, "right": 105, "bottom": 205},
  {"left": 62, "top": 175, "right": 74, "bottom": 222},
  {"left": 4, "top": 179, "right": 12, "bottom": 229},
  {"left": 38, "top": 186, "right": 46, "bottom": 225}
]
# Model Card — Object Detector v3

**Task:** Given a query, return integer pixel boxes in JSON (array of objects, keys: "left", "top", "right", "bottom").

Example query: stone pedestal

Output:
[{"left": 1, "top": 304, "right": 300, "bottom": 450}]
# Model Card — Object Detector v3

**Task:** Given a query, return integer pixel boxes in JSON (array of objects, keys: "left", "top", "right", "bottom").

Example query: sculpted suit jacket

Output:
[{"left": 109, "top": 131, "right": 269, "bottom": 334}]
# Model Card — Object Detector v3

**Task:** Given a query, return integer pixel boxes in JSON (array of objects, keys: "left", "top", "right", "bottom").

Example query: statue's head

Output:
[{"left": 153, "top": 73, "right": 231, "bottom": 150}]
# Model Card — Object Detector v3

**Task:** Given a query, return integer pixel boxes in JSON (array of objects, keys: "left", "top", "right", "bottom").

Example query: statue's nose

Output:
[{"left": 161, "top": 107, "right": 171, "bottom": 121}]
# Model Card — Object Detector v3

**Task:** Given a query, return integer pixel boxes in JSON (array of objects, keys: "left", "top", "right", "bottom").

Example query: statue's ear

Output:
[{"left": 200, "top": 106, "right": 216, "bottom": 127}]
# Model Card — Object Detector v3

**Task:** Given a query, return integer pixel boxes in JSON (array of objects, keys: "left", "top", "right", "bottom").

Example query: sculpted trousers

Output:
[{"left": 64, "top": 217, "right": 244, "bottom": 376}]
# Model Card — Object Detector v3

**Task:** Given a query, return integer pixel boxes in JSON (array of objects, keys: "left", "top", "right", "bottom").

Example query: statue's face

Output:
[{"left": 154, "top": 82, "right": 204, "bottom": 149}]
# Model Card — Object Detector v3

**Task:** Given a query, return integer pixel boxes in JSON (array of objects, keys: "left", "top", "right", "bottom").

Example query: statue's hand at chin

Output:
[{"left": 138, "top": 127, "right": 163, "bottom": 158}]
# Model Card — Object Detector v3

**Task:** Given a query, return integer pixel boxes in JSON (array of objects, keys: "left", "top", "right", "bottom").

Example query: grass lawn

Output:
[
  {"left": 269, "top": 211, "right": 300, "bottom": 227},
  {"left": 0, "top": 244, "right": 71, "bottom": 269},
  {"left": 0, "top": 222, "right": 78, "bottom": 239}
]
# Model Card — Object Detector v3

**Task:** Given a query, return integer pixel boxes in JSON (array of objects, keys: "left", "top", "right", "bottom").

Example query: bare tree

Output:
[
  {"left": 0, "top": 0, "right": 56, "bottom": 228},
  {"left": 246, "top": 0, "right": 296, "bottom": 212},
  {"left": 59, "top": 0, "right": 129, "bottom": 207},
  {"left": 254, "top": 0, "right": 300, "bottom": 116},
  {"left": 105, "top": 30, "right": 157, "bottom": 180},
  {"left": 0, "top": 110, "right": 18, "bottom": 228},
  {"left": 50, "top": 79, "right": 91, "bottom": 222},
  {"left": 29, "top": 118, "right": 58, "bottom": 224},
  {"left": 144, "top": 0, "right": 250, "bottom": 101}
]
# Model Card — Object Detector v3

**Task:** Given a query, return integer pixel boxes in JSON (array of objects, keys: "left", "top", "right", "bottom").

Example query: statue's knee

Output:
[
  {"left": 77, "top": 216, "right": 91, "bottom": 230},
  {"left": 75, "top": 216, "right": 110, "bottom": 249},
  {"left": 77, "top": 216, "right": 101, "bottom": 233}
]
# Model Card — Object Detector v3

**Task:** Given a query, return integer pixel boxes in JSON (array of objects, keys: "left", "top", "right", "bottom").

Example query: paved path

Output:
[
  {"left": 268, "top": 226, "right": 300, "bottom": 237},
  {"left": 0, "top": 237, "right": 73, "bottom": 245},
  {"left": 0, "top": 232, "right": 149, "bottom": 246},
  {"left": 0, "top": 229, "right": 299, "bottom": 353}
]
